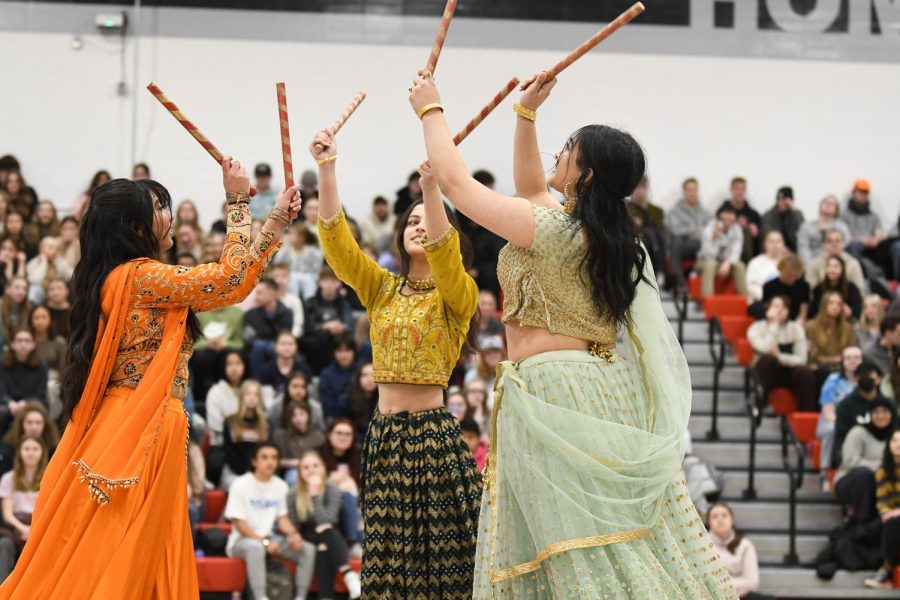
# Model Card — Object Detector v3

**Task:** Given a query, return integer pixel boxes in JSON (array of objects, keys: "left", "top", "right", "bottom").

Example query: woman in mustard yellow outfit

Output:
[
  {"left": 409, "top": 70, "right": 737, "bottom": 599},
  {"left": 0, "top": 159, "right": 300, "bottom": 599},
  {"left": 308, "top": 130, "right": 482, "bottom": 598}
]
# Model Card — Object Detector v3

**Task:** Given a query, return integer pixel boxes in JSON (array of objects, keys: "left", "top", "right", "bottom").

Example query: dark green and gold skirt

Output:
[{"left": 360, "top": 407, "right": 482, "bottom": 599}]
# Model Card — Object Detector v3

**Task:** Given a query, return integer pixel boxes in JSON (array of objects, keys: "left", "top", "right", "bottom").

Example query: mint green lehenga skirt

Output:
[{"left": 472, "top": 350, "right": 737, "bottom": 599}]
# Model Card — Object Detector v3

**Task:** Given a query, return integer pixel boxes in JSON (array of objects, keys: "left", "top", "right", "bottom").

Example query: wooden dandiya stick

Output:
[
  {"left": 146, "top": 82, "right": 257, "bottom": 195},
  {"left": 276, "top": 82, "right": 294, "bottom": 189},
  {"left": 314, "top": 91, "right": 367, "bottom": 151},
  {"left": 452, "top": 77, "right": 520, "bottom": 146},
  {"left": 426, "top": 0, "right": 458, "bottom": 74},
  {"left": 547, "top": 2, "right": 645, "bottom": 78}
]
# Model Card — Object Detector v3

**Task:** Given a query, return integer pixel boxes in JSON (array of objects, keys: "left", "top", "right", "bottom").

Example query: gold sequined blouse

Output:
[
  {"left": 318, "top": 209, "right": 478, "bottom": 388},
  {"left": 497, "top": 204, "right": 616, "bottom": 345},
  {"left": 107, "top": 201, "right": 280, "bottom": 399}
]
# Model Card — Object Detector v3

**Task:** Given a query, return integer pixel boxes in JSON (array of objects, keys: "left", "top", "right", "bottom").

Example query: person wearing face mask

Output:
[
  {"left": 817, "top": 347, "right": 863, "bottom": 470},
  {"left": 833, "top": 399, "right": 897, "bottom": 524},
  {"left": 832, "top": 361, "right": 892, "bottom": 470}
]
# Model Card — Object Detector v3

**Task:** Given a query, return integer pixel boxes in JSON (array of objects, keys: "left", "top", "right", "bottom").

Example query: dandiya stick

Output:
[
  {"left": 146, "top": 82, "right": 257, "bottom": 195},
  {"left": 314, "top": 91, "right": 367, "bottom": 151},
  {"left": 426, "top": 0, "right": 458, "bottom": 74},
  {"left": 547, "top": 2, "right": 645, "bottom": 78},
  {"left": 276, "top": 82, "right": 294, "bottom": 189},
  {"left": 452, "top": 77, "right": 520, "bottom": 146}
]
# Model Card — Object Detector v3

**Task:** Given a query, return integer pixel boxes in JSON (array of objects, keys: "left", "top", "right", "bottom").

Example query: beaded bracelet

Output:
[{"left": 225, "top": 191, "right": 251, "bottom": 205}]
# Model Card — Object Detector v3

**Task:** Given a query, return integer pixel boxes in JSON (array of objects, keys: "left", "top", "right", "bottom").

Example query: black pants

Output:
[
  {"left": 835, "top": 467, "right": 878, "bottom": 523},
  {"left": 309, "top": 526, "right": 350, "bottom": 598},
  {"left": 753, "top": 354, "right": 818, "bottom": 412},
  {"left": 884, "top": 515, "right": 900, "bottom": 567},
  {"left": 668, "top": 235, "right": 701, "bottom": 289},
  {"left": 742, "top": 593, "right": 776, "bottom": 600},
  {"left": 188, "top": 349, "right": 227, "bottom": 409}
]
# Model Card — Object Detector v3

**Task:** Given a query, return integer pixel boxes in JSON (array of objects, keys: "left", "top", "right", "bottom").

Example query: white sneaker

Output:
[
  {"left": 864, "top": 566, "right": 893, "bottom": 589},
  {"left": 349, "top": 542, "right": 363, "bottom": 559},
  {"left": 343, "top": 569, "right": 362, "bottom": 599}
]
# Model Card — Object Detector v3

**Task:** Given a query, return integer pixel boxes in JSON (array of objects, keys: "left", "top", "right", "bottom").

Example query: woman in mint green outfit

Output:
[{"left": 409, "top": 69, "right": 737, "bottom": 599}]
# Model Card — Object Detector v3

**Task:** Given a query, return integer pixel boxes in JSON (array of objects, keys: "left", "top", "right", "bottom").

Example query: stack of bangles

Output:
[
  {"left": 225, "top": 191, "right": 250, "bottom": 205},
  {"left": 269, "top": 206, "right": 293, "bottom": 226},
  {"left": 417, "top": 103, "right": 444, "bottom": 120},
  {"left": 316, "top": 155, "right": 338, "bottom": 166},
  {"left": 513, "top": 103, "right": 536, "bottom": 122}
]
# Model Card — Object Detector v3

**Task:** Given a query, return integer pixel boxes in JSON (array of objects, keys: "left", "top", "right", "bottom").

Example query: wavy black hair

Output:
[
  {"left": 562, "top": 125, "right": 651, "bottom": 325},
  {"left": 62, "top": 178, "right": 201, "bottom": 421},
  {"left": 396, "top": 198, "right": 480, "bottom": 355}
]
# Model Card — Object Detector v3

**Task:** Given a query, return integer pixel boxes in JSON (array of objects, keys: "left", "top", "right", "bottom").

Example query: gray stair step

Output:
[
  {"left": 749, "top": 533, "right": 829, "bottom": 565},
  {"left": 692, "top": 440, "right": 790, "bottom": 469},
  {"left": 729, "top": 501, "right": 842, "bottom": 530},
  {"left": 690, "top": 365, "right": 748, "bottom": 388},
  {"left": 689, "top": 414, "right": 780, "bottom": 442},
  {"left": 721, "top": 469, "right": 826, "bottom": 498},
  {"left": 682, "top": 342, "right": 741, "bottom": 365},
  {"left": 690, "top": 390, "right": 749, "bottom": 414},
  {"left": 758, "top": 567, "right": 896, "bottom": 596}
]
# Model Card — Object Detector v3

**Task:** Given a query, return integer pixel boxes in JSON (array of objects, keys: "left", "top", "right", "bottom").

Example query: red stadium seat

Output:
[
  {"left": 893, "top": 565, "right": 900, "bottom": 588},
  {"left": 703, "top": 295, "right": 748, "bottom": 321},
  {"left": 688, "top": 274, "right": 702, "bottom": 301},
  {"left": 195, "top": 522, "right": 232, "bottom": 535},
  {"left": 196, "top": 557, "right": 246, "bottom": 593},
  {"left": 734, "top": 338, "right": 754, "bottom": 367},
  {"left": 719, "top": 315, "right": 754, "bottom": 344},
  {"left": 768, "top": 388, "right": 798, "bottom": 417},
  {"left": 204, "top": 490, "right": 227, "bottom": 523},
  {"left": 787, "top": 412, "right": 820, "bottom": 469}
]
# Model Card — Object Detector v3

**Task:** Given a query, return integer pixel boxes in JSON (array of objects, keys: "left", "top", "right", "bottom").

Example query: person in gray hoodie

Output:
[
  {"left": 841, "top": 179, "right": 884, "bottom": 260},
  {"left": 665, "top": 177, "right": 712, "bottom": 292}
]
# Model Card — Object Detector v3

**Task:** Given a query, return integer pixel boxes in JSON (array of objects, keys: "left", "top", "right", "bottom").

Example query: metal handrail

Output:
[
  {"left": 706, "top": 316, "right": 727, "bottom": 440},
  {"left": 742, "top": 373, "right": 764, "bottom": 500},
  {"left": 780, "top": 416, "right": 807, "bottom": 566},
  {"left": 674, "top": 289, "right": 689, "bottom": 344}
]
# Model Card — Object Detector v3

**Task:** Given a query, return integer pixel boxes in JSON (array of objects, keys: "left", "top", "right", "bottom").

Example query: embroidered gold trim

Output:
[
  {"left": 317, "top": 208, "right": 344, "bottom": 231},
  {"left": 563, "top": 199, "right": 576, "bottom": 214},
  {"left": 421, "top": 226, "right": 455, "bottom": 251},
  {"left": 73, "top": 460, "right": 140, "bottom": 506},
  {"left": 627, "top": 321, "right": 656, "bottom": 431},
  {"left": 490, "top": 527, "right": 651, "bottom": 582},
  {"left": 588, "top": 342, "right": 616, "bottom": 363}
]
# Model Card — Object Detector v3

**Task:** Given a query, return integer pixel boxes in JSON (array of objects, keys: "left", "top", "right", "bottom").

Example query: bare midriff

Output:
[
  {"left": 505, "top": 319, "right": 611, "bottom": 362},
  {"left": 377, "top": 382, "right": 445, "bottom": 415}
]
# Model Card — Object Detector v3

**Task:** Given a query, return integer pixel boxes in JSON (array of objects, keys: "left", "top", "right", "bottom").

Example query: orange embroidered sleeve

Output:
[{"left": 132, "top": 201, "right": 281, "bottom": 312}]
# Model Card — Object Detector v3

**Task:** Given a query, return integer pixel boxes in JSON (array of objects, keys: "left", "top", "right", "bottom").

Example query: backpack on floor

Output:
[{"left": 266, "top": 558, "right": 294, "bottom": 600}]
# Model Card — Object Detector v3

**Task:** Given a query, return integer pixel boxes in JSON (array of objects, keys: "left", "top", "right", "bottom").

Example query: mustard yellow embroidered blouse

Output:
[
  {"left": 497, "top": 204, "right": 617, "bottom": 345},
  {"left": 107, "top": 201, "right": 281, "bottom": 398},
  {"left": 318, "top": 209, "right": 478, "bottom": 388}
]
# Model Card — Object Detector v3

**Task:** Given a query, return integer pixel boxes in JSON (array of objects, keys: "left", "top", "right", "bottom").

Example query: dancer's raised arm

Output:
[{"left": 513, "top": 71, "right": 560, "bottom": 209}]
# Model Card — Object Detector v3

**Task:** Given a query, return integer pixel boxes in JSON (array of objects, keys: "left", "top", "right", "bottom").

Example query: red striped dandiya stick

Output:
[
  {"left": 314, "top": 91, "right": 367, "bottom": 151},
  {"left": 276, "top": 82, "right": 294, "bottom": 189},
  {"left": 452, "top": 77, "right": 520, "bottom": 146},
  {"left": 146, "top": 82, "right": 257, "bottom": 195},
  {"left": 547, "top": 2, "right": 645, "bottom": 78},
  {"left": 426, "top": 0, "right": 458, "bottom": 74}
]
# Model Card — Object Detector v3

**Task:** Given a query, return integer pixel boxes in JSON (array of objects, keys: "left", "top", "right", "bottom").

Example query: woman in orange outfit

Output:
[{"left": 0, "top": 158, "right": 300, "bottom": 598}]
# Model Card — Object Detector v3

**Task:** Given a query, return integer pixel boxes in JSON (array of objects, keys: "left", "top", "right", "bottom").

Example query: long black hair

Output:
[
  {"left": 882, "top": 428, "right": 900, "bottom": 485},
  {"left": 395, "top": 198, "right": 480, "bottom": 355},
  {"left": 62, "top": 178, "right": 201, "bottom": 421},
  {"left": 563, "top": 125, "right": 650, "bottom": 325}
]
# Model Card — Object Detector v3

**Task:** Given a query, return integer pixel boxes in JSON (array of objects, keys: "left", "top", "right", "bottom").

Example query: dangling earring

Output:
[{"left": 563, "top": 181, "right": 577, "bottom": 214}]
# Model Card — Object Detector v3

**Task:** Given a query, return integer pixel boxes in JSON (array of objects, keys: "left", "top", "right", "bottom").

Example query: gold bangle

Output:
[
  {"left": 417, "top": 103, "right": 444, "bottom": 120},
  {"left": 225, "top": 191, "right": 251, "bottom": 205},
  {"left": 268, "top": 211, "right": 292, "bottom": 226},
  {"left": 271, "top": 206, "right": 292, "bottom": 217},
  {"left": 316, "top": 155, "right": 338, "bottom": 166},
  {"left": 513, "top": 103, "right": 537, "bottom": 122}
]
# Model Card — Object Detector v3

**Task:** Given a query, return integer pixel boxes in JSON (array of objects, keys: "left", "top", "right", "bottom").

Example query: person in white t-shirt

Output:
[{"left": 225, "top": 442, "right": 316, "bottom": 600}]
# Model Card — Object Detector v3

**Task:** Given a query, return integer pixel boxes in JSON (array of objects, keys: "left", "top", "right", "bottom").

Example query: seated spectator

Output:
[
  {"left": 243, "top": 277, "right": 293, "bottom": 379},
  {"left": 746, "top": 230, "right": 787, "bottom": 303},
  {"left": 202, "top": 231, "right": 226, "bottom": 264},
  {"left": 749, "top": 254, "right": 809, "bottom": 322},
  {"left": 57, "top": 216, "right": 80, "bottom": 270},
  {"left": 274, "top": 222, "right": 325, "bottom": 301},
  {"left": 176, "top": 252, "right": 197, "bottom": 268},
  {"left": 0, "top": 435, "right": 47, "bottom": 581},
  {"left": 29, "top": 306, "right": 65, "bottom": 419},
  {"left": 0, "top": 276, "right": 31, "bottom": 349},
  {"left": 865, "top": 314, "right": 900, "bottom": 377},
  {"left": 805, "top": 291, "right": 857, "bottom": 377},
  {"left": 69, "top": 169, "right": 110, "bottom": 218},
  {"left": 747, "top": 296, "right": 816, "bottom": 411},
  {"left": 834, "top": 399, "right": 896, "bottom": 524},
  {"left": 446, "top": 388, "right": 470, "bottom": 423},
  {"left": 464, "top": 379, "right": 491, "bottom": 439},
  {"left": 0, "top": 239, "right": 26, "bottom": 293},
  {"left": 221, "top": 380, "right": 270, "bottom": 490},
  {"left": 24, "top": 201, "right": 60, "bottom": 249},
  {"left": 864, "top": 428, "right": 900, "bottom": 589},
  {"left": 274, "top": 401, "right": 325, "bottom": 487},
  {"left": 25, "top": 238, "right": 71, "bottom": 304},
  {"left": 627, "top": 175, "right": 666, "bottom": 277},
  {"left": 665, "top": 177, "right": 712, "bottom": 293},
  {"left": 343, "top": 363, "right": 378, "bottom": 442},
  {"left": 318, "top": 335, "right": 359, "bottom": 423},
  {"left": 393, "top": 170, "right": 422, "bottom": 217},
  {"left": 205, "top": 351, "right": 246, "bottom": 447},
  {"left": 464, "top": 335, "right": 505, "bottom": 393},
  {"left": 249, "top": 163, "right": 277, "bottom": 221},
  {"left": 0, "top": 401, "right": 57, "bottom": 477},
  {"left": 44, "top": 278, "right": 70, "bottom": 339},
  {"left": 287, "top": 450, "right": 362, "bottom": 600},
  {"left": 224, "top": 442, "right": 316, "bottom": 600},
  {"left": 300, "top": 267, "right": 355, "bottom": 374},
  {"left": 833, "top": 361, "right": 889, "bottom": 468},
  {"left": 806, "top": 227, "right": 867, "bottom": 293},
  {"left": 697, "top": 205, "right": 748, "bottom": 297},
  {"left": 360, "top": 195, "right": 396, "bottom": 254},
  {"left": 797, "top": 194, "right": 850, "bottom": 264},
  {"left": 1, "top": 212, "right": 35, "bottom": 260},
  {"left": 705, "top": 502, "right": 771, "bottom": 600},
  {"left": 718, "top": 177, "right": 761, "bottom": 262},
  {"left": 187, "top": 436, "right": 205, "bottom": 530},
  {"left": 841, "top": 179, "right": 884, "bottom": 262},
  {"left": 319, "top": 419, "right": 363, "bottom": 545},
  {"left": 276, "top": 372, "right": 325, "bottom": 434},
  {"left": 0, "top": 328, "right": 47, "bottom": 434},
  {"left": 887, "top": 215, "right": 900, "bottom": 281},
  {"left": 190, "top": 304, "right": 244, "bottom": 403},
  {"left": 3, "top": 173, "right": 36, "bottom": 223},
  {"left": 131, "top": 162, "right": 150, "bottom": 180},
  {"left": 476, "top": 290, "right": 505, "bottom": 337},
  {"left": 857, "top": 295, "right": 885, "bottom": 354},
  {"left": 270, "top": 263, "right": 305, "bottom": 338},
  {"left": 761, "top": 186, "right": 804, "bottom": 252},
  {"left": 460, "top": 418, "right": 487, "bottom": 472},
  {"left": 259, "top": 331, "right": 312, "bottom": 397},
  {"left": 809, "top": 255, "right": 862, "bottom": 320},
  {"left": 817, "top": 347, "right": 863, "bottom": 470}
]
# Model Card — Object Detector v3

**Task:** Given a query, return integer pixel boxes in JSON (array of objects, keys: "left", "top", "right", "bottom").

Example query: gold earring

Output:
[
  {"left": 563, "top": 181, "right": 576, "bottom": 201},
  {"left": 563, "top": 181, "right": 577, "bottom": 214}
]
